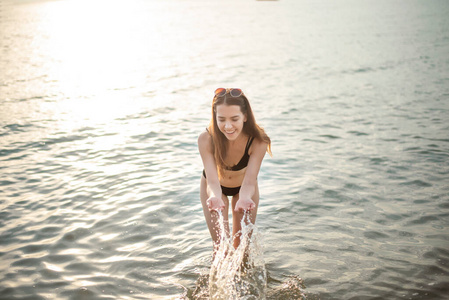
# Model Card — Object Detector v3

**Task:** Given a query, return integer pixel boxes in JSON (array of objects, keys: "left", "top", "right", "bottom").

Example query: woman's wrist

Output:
[{"left": 238, "top": 186, "right": 253, "bottom": 200}]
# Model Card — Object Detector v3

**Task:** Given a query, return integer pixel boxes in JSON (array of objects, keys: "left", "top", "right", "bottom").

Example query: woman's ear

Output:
[{"left": 244, "top": 114, "right": 248, "bottom": 122}]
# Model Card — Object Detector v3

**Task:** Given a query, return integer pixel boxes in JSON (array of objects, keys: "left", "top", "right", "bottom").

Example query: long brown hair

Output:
[{"left": 207, "top": 91, "right": 272, "bottom": 176}]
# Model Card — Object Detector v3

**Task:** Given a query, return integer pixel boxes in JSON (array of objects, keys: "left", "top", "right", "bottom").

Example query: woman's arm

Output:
[
  {"left": 198, "top": 131, "right": 224, "bottom": 210},
  {"left": 235, "top": 139, "right": 268, "bottom": 212}
]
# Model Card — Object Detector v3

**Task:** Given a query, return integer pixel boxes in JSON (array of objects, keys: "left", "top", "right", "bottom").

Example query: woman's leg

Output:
[
  {"left": 231, "top": 184, "right": 259, "bottom": 249},
  {"left": 200, "top": 177, "right": 230, "bottom": 250}
]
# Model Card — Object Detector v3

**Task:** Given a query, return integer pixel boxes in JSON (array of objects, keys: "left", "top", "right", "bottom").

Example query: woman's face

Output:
[{"left": 216, "top": 104, "right": 247, "bottom": 141}]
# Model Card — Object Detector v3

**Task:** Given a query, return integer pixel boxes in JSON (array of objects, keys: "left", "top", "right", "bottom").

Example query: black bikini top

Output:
[{"left": 225, "top": 136, "right": 254, "bottom": 171}]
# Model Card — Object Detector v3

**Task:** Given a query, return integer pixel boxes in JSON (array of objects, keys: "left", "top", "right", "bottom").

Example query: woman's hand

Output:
[
  {"left": 206, "top": 196, "right": 225, "bottom": 212},
  {"left": 234, "top": 197, "right": 256, "bottom": 212}
]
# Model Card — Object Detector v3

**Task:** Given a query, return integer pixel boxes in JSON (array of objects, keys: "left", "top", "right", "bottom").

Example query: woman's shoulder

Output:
[
  {"left": 198, "top": 130, "right": 211, "bottom": 141},
  {"left": 198, "top": 130, "right": 213, "bottom": 150},
  {"left": 249, "top": 136, "right": 269, "bottom": 155}
]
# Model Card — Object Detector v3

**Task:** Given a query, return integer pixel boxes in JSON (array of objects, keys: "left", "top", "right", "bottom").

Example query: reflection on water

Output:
[{"left": 1, "top": 0, "right": 449, "bottom": 299}]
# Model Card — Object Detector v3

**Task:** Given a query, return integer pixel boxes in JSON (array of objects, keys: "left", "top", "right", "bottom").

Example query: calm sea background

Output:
[{"left": 1, "top": 0, "right": 449, "bottom": 299}]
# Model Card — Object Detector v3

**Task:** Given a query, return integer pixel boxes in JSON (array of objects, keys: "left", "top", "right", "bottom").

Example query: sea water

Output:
[{"left": 1, "top": 0, "right": 449, "bottom": 299}]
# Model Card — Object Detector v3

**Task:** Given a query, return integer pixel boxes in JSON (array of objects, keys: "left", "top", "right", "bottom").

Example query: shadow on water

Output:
[{"left": 180, "top": 212, "right": 312, "bottom": 300}]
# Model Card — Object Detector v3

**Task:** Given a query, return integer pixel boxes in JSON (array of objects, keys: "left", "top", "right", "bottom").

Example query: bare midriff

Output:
[{"left": 219, "top": 167, "right": 247, "bottom": 188}]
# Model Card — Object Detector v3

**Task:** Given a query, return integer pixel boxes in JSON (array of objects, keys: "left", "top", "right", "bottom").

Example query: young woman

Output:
[{"left": 198, "top": 88, "right": 271, "bottom": 251}]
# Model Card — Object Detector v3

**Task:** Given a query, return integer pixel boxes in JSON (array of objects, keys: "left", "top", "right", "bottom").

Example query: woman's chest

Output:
[{"left": 224, "top": 148, "right": 246, "bottom": 167}]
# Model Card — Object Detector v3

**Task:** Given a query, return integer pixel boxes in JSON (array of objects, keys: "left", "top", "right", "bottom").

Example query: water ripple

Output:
[{"left": 1, "top": 0, "right": 449, "bottom": 299}]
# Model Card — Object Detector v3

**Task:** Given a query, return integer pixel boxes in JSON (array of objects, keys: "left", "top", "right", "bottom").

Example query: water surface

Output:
[{"left": 1, "top": 0, "right": 449, "bottom": 299}]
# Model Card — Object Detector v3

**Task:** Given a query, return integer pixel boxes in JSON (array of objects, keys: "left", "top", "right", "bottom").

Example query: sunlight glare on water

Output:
[{"left": 40, "top": 0, "right": 154, "bottom": 97}]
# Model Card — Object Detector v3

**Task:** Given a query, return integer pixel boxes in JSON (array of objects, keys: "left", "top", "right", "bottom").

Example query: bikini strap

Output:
[
  {"left": 205, "top": 127, "right": 212, "bottom": 136},
  {"left": 245, "top": 136, "right": 254, "bottom": 153}
]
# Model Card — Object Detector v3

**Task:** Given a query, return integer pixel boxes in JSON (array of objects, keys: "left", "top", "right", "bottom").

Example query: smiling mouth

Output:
[{"left": 225, "top": 130, "right": 236, "bottom": 134}]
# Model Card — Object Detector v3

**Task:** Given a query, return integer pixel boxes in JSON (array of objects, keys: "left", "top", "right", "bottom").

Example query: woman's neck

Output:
[{"left": 227, "top": 133, "right": 247, "bottom": 148}]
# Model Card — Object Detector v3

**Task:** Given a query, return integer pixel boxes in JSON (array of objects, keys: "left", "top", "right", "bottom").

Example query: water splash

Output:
[
  {"left": 266, "top": 276, "right": 308, "bottom": 300},
  {"left": 186, "top": 212, "right": 308, "bottom": 300},
  {"left": 208, "top": 211, "right": 267, "bottom": 300}
]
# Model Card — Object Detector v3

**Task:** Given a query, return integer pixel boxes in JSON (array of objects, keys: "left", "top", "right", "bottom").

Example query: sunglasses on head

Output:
[{"left": 214, "top": 88, "right": 243, "bottom": 98}]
